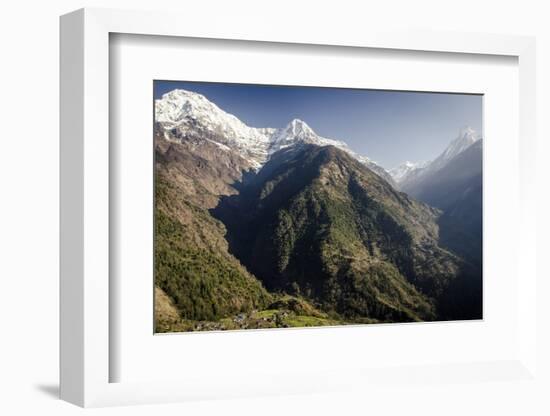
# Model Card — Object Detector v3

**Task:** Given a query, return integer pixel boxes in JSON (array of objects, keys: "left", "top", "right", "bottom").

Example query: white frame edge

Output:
[
  {"left": 60, "top": 9, "right": 85, "bottom": 406},
  {"left": 60, "top": 7, "right": 537, "bottom": 407}
]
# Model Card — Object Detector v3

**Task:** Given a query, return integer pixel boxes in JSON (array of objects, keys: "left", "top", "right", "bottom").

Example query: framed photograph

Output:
[
  {"left": 60, "top": 8, "right": 538, "bottom": 408},
  {"left": 152, "top": 80, "right": 483, "bottom": 333}
]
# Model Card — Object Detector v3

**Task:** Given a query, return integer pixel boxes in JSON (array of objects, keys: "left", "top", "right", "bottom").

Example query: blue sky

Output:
[{"left": 154, "top": 80, "right": 482, "bottom": 169}]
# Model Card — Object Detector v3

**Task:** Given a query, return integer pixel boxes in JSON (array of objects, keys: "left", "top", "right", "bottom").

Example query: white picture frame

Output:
[{"left": 60, "top": 7, "right": 538, "bottom": 408}]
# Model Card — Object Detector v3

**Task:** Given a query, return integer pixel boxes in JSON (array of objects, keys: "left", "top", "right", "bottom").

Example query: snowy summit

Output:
[
  {"left": 155, "top": 89, "right": 392, "bottom": 182},
  {"left": 389, "top": 127, "right": 481, "bottom": 185}
]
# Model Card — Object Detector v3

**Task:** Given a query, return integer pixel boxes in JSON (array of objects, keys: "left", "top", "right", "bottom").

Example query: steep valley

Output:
[{"left": 153, "top": 88, "right": 483, "bottom": 332}]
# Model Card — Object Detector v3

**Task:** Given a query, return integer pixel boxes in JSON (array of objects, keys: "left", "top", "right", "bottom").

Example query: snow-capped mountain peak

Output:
[
  {"left": 439, "top": 126, "right": 480, "bottom": 163},
  {"left": 156, "top": 89, "right": 223, "bottom": 124},
  {"left": 270, "top": 119, "right": 317, "bottom": 147},
  {"left": 390, "top": 127, "right": 481, "bottom": 185},
  {"left": 155, "top": 88, "right": 393, "bottom": 182},
  {"left": 389, "top": 161, "right": 427, "bottom": 183},
  {"left": 267, "top": 119, "right": 395, "bottom": 184},
  {"left": 156, "top": 89, "right": 258, "bottom": 135},
  {"left": 287, "top": 118, "right": 315, "bottom": 136},
  {"left": 155, "top": 89, "right": 273, "bottom": 169},
  {"left": 270, "top": 118, "right": 348, "bottom": 153},
  {"left": 402, "top": 161, "right": 419, "bottom": 169}
]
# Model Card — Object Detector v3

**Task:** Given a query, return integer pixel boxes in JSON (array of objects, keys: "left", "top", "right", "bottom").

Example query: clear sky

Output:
[{"left": 154, "top": 80, "right": 482, "bottom": 170}]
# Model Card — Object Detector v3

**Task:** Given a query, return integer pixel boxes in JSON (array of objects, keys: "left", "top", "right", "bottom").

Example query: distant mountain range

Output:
[
  {"left": 389, "top": 127, "right": 481, "bottom": 189},
  {"left": 389, "top": 160, "right": 428, "bottom": 183},
  {"left": 390, "top": 127, "right": 483, "bottom": 268},
  {"left": 154, "top": 89, "right": 482, "bottom": 332}
]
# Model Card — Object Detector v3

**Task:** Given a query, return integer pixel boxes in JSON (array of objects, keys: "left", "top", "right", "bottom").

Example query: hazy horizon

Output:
[{"left": 154, "top": 81, "right": 483, "bottom": 169}]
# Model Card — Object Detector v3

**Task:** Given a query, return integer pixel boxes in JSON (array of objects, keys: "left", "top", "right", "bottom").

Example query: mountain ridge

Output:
[
  {"left": 153, "top": 88, "right": 483, "bottom": 331},
  {"left": 211, "top": 144, "right": 480, "bottom": 321},
  {"left": 390, "top": 127, "right": 481, "bottom": 187},
  {"left": 155, "top": 89, "right": 395, "bottom": 185}
]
